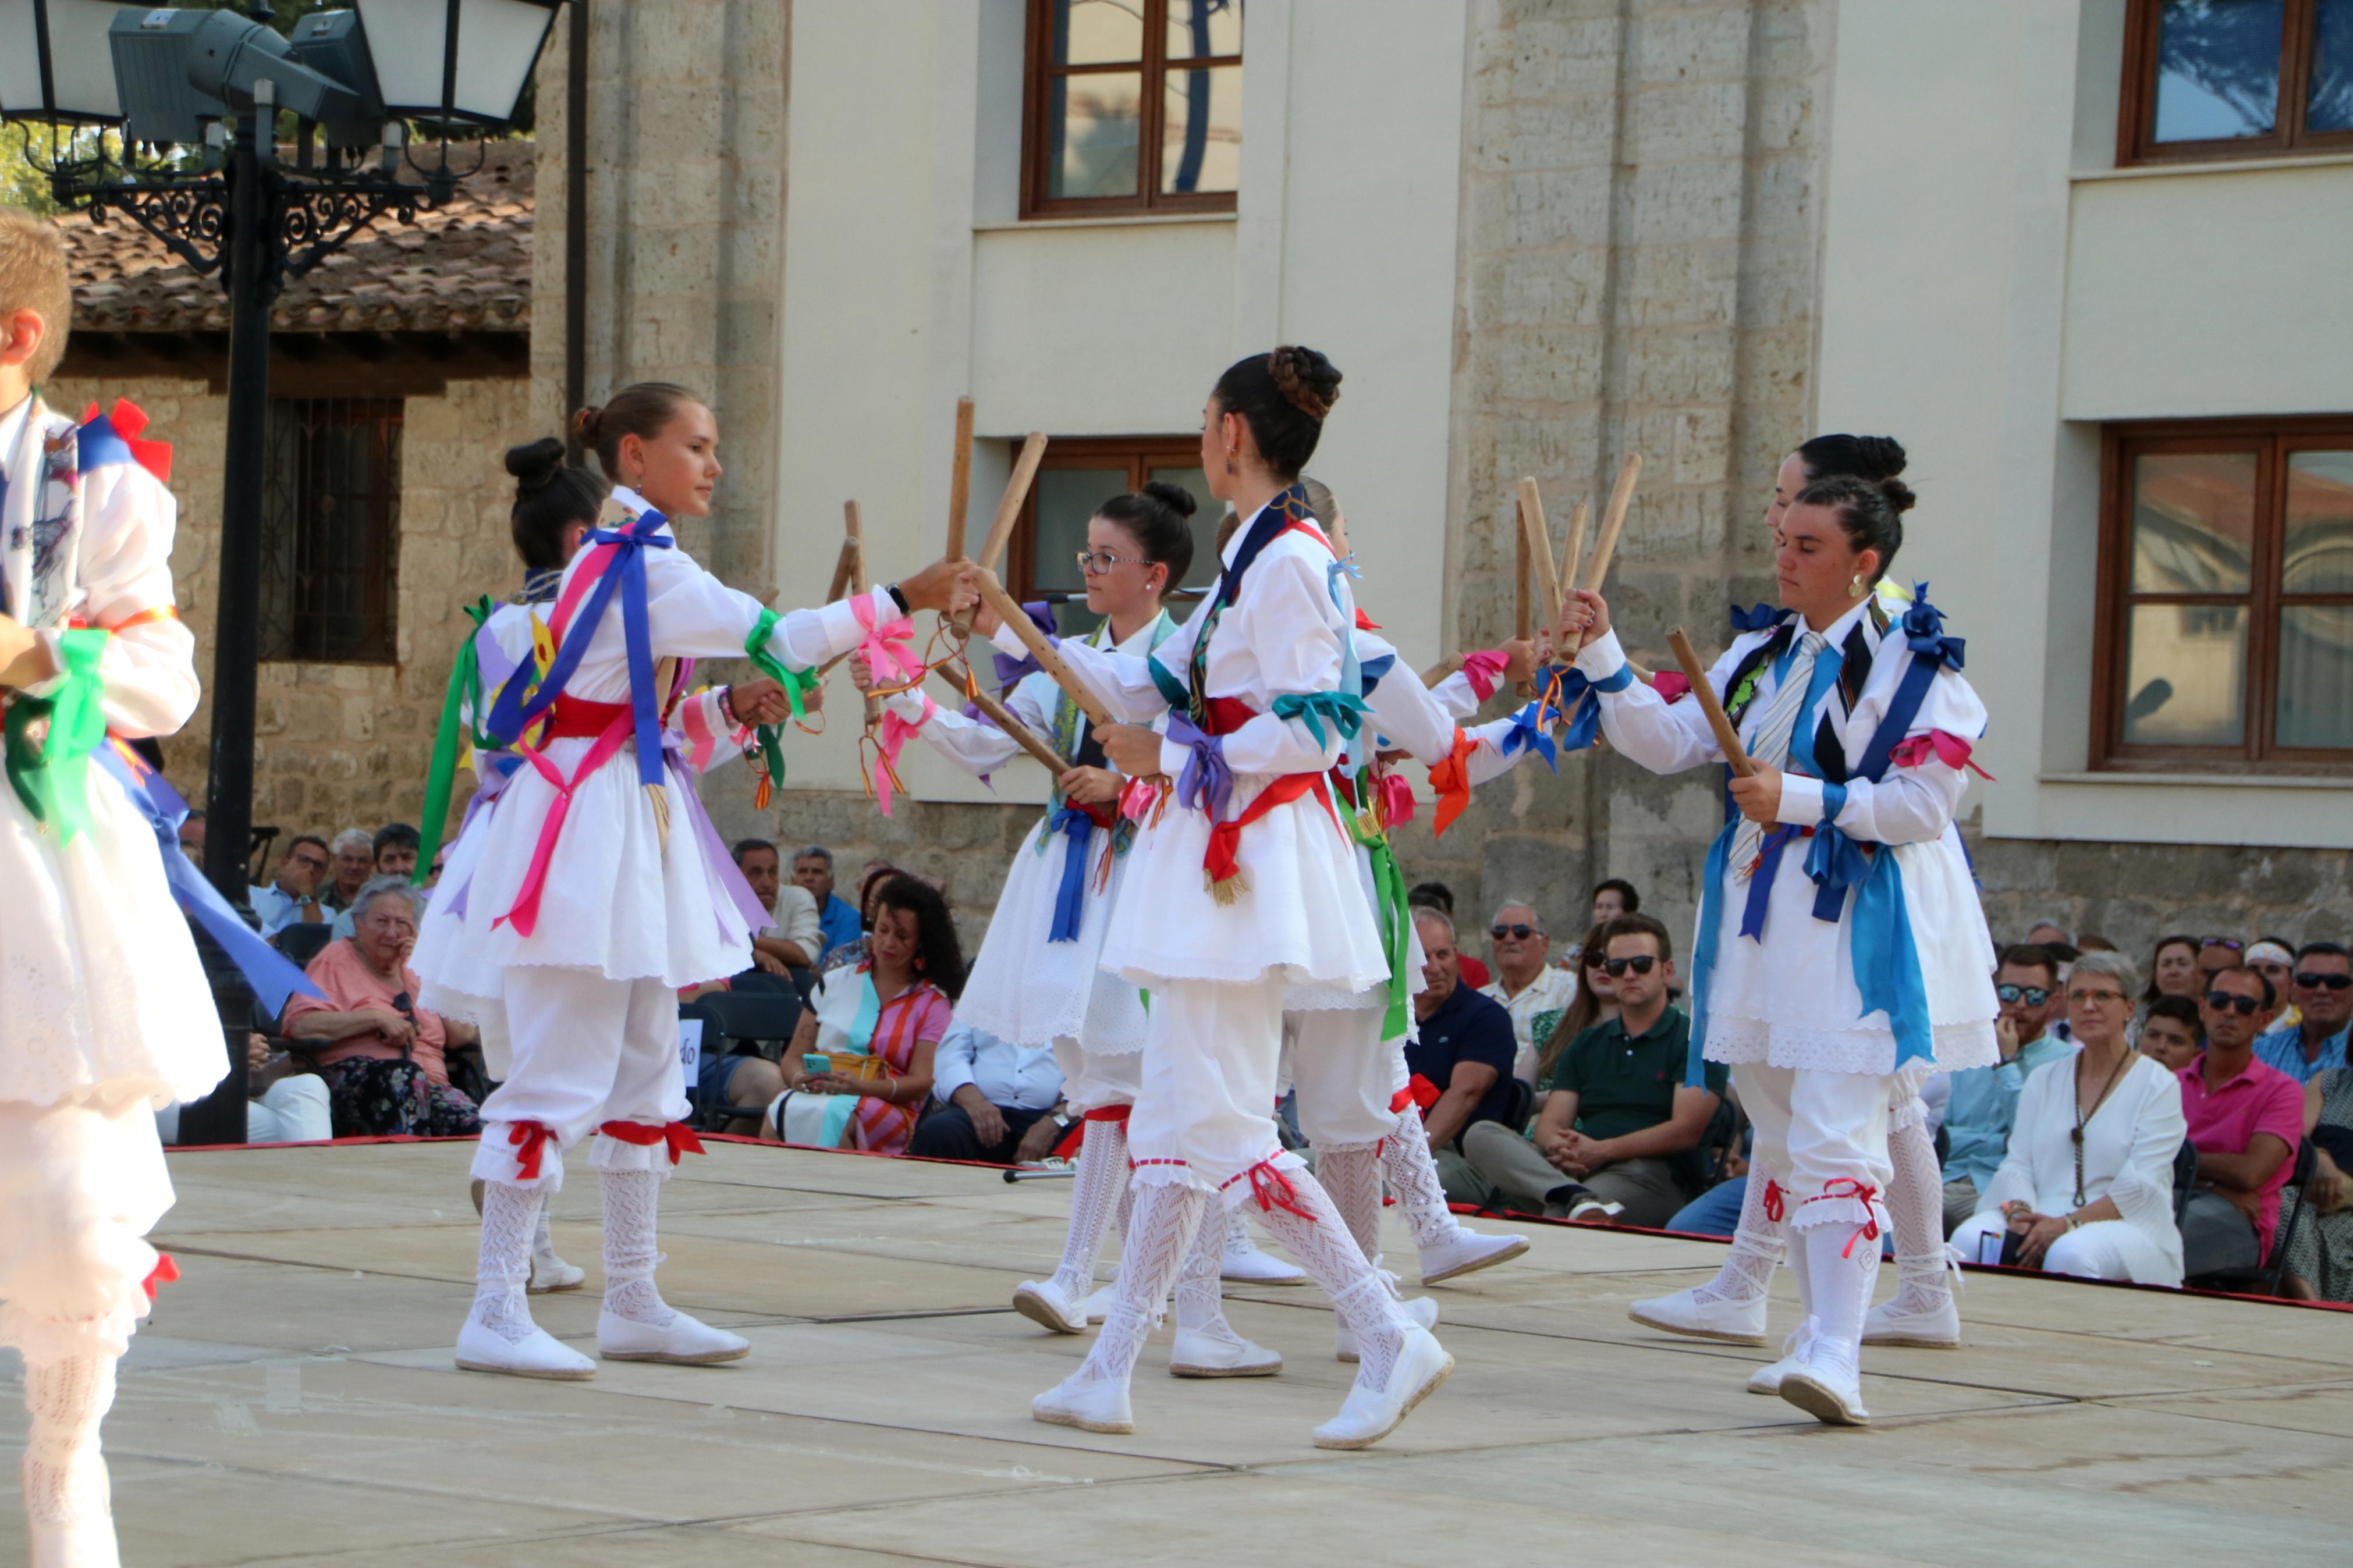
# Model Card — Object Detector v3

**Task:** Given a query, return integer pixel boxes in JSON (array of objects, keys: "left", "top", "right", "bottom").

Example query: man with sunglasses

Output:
[
  {"left": 2252, "top": 943, "right": 2352, "bottom": 1086},
  {"left": 2180, "top": 965, "right": 2305, "bottom": 1277},
  {"left": 1478, "top": 902, "right": 1578, "bottom": 1085},
  {"left": 1937, "top": 945, "right": 2075, "bottom": 1234}
]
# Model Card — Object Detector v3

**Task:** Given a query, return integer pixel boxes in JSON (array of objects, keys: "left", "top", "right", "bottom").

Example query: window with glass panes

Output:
[
  {"left": 2094, "top": 421, "right": 2353, "bottom": 769},
  {"left": 257, "top": 397, "right": 403, "bottom": 664},
  {"left": 1007, "top": 438, "right": 1219, "bottom": 638},
  {"left": 1022, "top": 0, "right": 1241, "bottom": 218},
  {"left": 2118, "top": 0, "right": 2353, "bottom": 163}
]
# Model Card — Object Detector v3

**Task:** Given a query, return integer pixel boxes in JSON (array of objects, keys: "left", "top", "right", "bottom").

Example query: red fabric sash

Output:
[
  {"left": 1205, "top": 771, "right": 1333, "bottom": 890},
  {"left": 542, "top": 695, "right": 630, "bottom": 739},
  {"left": 599, "top": 1119, "right": 707, "bottom": 1165}
]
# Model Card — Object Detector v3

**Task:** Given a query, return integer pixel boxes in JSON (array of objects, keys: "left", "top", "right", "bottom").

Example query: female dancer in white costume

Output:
[
  {"left": 416, "top": 382, "right": 961, "bottom": 1380},
  {"left": 1567, "top": 471, "right": 1996, "bottom": 1423},
  {"left": 967, "top": 347, "right": 1451, "bottom": 1448}
]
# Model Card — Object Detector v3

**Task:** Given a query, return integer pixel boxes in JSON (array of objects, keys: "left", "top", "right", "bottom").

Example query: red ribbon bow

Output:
[
  {"left": 141, "top": 1253, "right": 180, "bottom": 1301},
  {"left": 598, "top": 1119, "right": 707, "bottom": 1165},
  {"left": 1354, "top": 607, "right": 1383, "bottom": 631},
  {"left": 507, "top": 1121, "right": 556, "bottom": 1181},
  {"left": 81, "top": 397, "right": 173, "bottom": 482},
  {"left": 1760, "top": 1178, "right": 1784, "bottom": 1223},
  {"left": 1888, "top": 728, "right": 1993, "bottom": 779},
  {"left": 1429, "top": 729, "right": 1476, "bottom": 838},
  {"left": 1804, "top": 1178, "right": 1882, "bottom": 1258},
  {"left": 1240, "top": 1160, "right": 1317, "bottom": 1222},
  {"left": 1389, "top": 1073, "right": 1443, "bottom": 1115}
]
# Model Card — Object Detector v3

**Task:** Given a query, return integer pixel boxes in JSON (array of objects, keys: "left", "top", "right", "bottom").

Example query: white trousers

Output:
[
  {"left": 1947, "top": 1212, "right": 2175, "bottom": 1285},
  {"left": 155, "top": 1075, "right": 333, "bottom": 1147},
  {"left": 0, "top": 1094, "right": 173, "bottom": 1360},
  {"left": 1283, "top": 1002, "right": 1407, "bottom": 1149},
  {"left": 1052, "top": 1035, "right": 1142, "bottom": 1118},
  {"left": 470, "top": 968, "right": 688, "bottom": 1190},
  {"left": 1130, "top": 976, "right": 1301, "bottom": 1204},
  {"left": 1732, "top": 1062, "right": 1896, "bottom": 1233}
]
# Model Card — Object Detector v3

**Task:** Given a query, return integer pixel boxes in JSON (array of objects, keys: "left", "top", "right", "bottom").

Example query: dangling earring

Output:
[{"left": 1848, "top": 574, "right": 1863, "bottom": 598}]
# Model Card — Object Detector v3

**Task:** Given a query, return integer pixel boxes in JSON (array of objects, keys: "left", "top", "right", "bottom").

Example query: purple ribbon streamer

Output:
[
  {"left": 664, "top": 740, "right": 774, "bottom": 938},
  {"left": 1166, "top": 712, "right": 1233, "bottom": 824}
]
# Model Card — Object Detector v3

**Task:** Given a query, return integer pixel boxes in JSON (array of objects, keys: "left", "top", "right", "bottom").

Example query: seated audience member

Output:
[
  {"left": 2244, "top": 939, "right": 2300, "bottom": 1035},
  {"left": 1404, "top": 908, "right": 1521, "bottom": 1204},
  {"left": 2178, "top": 964, "right": 2305, "bottom": 1277},
  {"left": 1480, "top": 900, "right": 1578, "bottom": 1084},
  {"left": 1410, "top": 880, "right": 1489, "bottom": 987},
  {"left": 1529, "top": 922, "right": 1618, "bottom": 1105},
  {"left": 282, "top": 876, "right": 483, "bottom": 1137},
  {"left": 768, "top": 876, "right": 959, "bottom": 1154},
  {"left": 2136, "top": 995, "right": 2204, "bottom": 1072},
  {"left": 251, "top": 834, "right": 331, "bottom": 938},
  {"left": 908, "top": 1018, "right": 1068, "bottom": 1165},
  {"left": 2024, "top": 919, "right": 2073, "bottom": 950},
  {"left": 323, "top": 827, "right": 375, "bottom": 911},
  {"left": 1951, "top": 951, "right": 2187, "bottom": 1285},
  {"left": 155, "top": 1034, "right": 333, "bottom": 1146},
  {"left": 1939, "top": 945, "right": 2076, "bottom": 1232},
  {"left": 2280, "top": 1062, "right": 2353, "bottom": 1302},
  {"left": 819, "top": 861, "right": 905, "bottom": 972},
  {"left": 1590, "top": 877, "right": 1639, "bottom": 926},
  {"left": 1460, "top": 914, "right": 1723, "bottom": 1226},
  {"left": 791, "top": 844, "right": 864, "bottom": 961},
  {"left": 733, "top": 837, "right": 823, "bottom": 975},
  {"left": 329, "top": 824, "right": 424, "bottom": 937},
  {"left": 2143, "top": 934, "right": 2201, "bottom": 1010},
  {"left": 2252, "top": 943, "right": 2351, "bottom": 1085},
  {"left": 2195, "top": 936, "right": 2245, "bottom": 987}
]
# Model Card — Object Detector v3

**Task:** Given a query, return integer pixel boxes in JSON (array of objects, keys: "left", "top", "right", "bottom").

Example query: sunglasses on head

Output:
[
  {"left": 2200, "top": 937, "right": 2244, "bottom": 951},
  {"left": 2205, "top": 991, "right": 2262, "bottom": 1016},
  {"left": 1602, "top": 954, "right": 1657, "bottom": 977},
  {"left": 2297, "top": 971, "right": 2353, "bottom": 991},
  {"left": 1491, "top": 923, "right": 1539, "bottom": 941},
  {"left": 1996, "top": 983, "right": 2050, "bottom": 1007}
]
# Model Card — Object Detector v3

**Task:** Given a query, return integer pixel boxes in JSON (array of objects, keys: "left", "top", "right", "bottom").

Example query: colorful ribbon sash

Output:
[
  {"left": 4, "top": 627, "right": 109, "bottom": 840},
  {"left": 416, "top": 595, "right": 503, "bottom": 883}
]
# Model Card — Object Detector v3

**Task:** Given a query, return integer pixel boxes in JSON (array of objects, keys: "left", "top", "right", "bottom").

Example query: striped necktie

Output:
[{"left": 1730, "top": 630, "right": 1826, "bottom": 878}]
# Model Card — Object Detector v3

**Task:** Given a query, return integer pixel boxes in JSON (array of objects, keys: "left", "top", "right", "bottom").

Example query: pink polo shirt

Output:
[{"left": 2178, "top": 1054, "right": 2305, "bottom": 1255}]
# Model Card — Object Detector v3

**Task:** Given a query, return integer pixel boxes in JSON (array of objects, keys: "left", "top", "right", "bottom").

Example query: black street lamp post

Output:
[{"left": 3, "top": 0, "right": 559, "bottom": 1143}]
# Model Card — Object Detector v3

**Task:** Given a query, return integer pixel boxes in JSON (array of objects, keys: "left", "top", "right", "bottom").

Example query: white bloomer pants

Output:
[
  {"left": 0, "top": 1094, "right": 174, "bottom": 1360},
  {"left": 1130, "top": 976, "right": 1305, "bottom": 1207},
  {"left": 1051, "top": 1034, "right": 1142, "bottom": 1118},
  {"left": 1283, "top": 1000, "right": 1408, "bottom": 1150},
  {"left": 470, "top": 967, "right": 690, "bottom": 1190},
  {"left": 1732, "top": 1061, "right": 1913, "bottom": 1234}
]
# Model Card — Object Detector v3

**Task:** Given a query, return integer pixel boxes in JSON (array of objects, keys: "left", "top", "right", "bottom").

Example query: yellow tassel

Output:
[
  {"left": 1207, "top": 873, "right": 1244, "bottom": 906},
  {"left": 645, "top": 781, "right": 671, "bottom": 850}
]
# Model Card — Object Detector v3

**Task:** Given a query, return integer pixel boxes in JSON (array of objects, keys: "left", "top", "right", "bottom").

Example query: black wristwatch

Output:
[{"left": 886, "top": 583, "right": 911, "bottom": 614}]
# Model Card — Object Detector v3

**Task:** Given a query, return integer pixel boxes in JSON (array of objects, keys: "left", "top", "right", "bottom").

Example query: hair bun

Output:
[
  {"left": 1879, "top": 476, "right": 1918, "bottom": 514},
  {"left": 1855, "top": 435, "right": 1907, "bottom": 480},
  {"left": 1140, "top": 478, "right": 1198, "bottom": 520},
  {"left": 1266, "top": 344, "right": 1341, "bottom": 419},
  {"left": 505, "top": 435, "right": 566, "bottom": 493},
  {"left": 570, "top": 404, "right": 605, "bottom": 451}
]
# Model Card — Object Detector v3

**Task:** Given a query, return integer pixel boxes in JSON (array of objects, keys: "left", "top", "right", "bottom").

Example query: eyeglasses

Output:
[
  {"left": 1996, "top": 984, "right": 2051, "bottom": 1007},
  {"left": 1602, "top": 955, "right": 1658, "bottom": 977},
  {"left": 2297, "top": 972, "right": 2353, "bottom": 991},
  {"left": 1491, "top": 924, "right": 1539, "bottom": 941},
  {"left": 2068, "top": 988, "right": 2127, "bottom": 1007},
  {"left": 1074, "top": 549, "right": 1149, "bottom": 575},
  {"left": 2203, "top": 991, "right": 2262, "bottom": 1016}
]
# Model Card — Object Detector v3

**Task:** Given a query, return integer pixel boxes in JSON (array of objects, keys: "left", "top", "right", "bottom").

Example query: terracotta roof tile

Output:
[{"left": 59, "top": 141, "right": 533, "bottom": 336}]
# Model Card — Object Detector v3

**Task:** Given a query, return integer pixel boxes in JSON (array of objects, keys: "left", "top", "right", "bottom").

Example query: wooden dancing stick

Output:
[
  {"left": 971, "top": 568, "right": 1117, "bottom": 731},
  {"left": 1560, "top": 497, "right": 1590, "bottom": 599},
  {"left": 1580, "top": 453, "right": 1642, "bottom": 593},
  {"left": 953, "top": 430, "right": 1049, "bottom": 637},
  {"left": 1666, "top": 627, "right": 1753, "bottom": 778},
  {"left": 1517, "top": 478, "right": 1563, "bottom": 631},
  {"left": 824, "top": 531, "right": 857, "bottom": 602},
  {"left": 847, "top": 501, "right": 882, "bottom": 726},
  {"left": 1513, "top": 513, "right": 1532, "bottom": 643},
  {"left": 925, "top": 666, "right": 1070, "bottom": 773},
  {"left": 943, "top": 396, "right": 975, "bottom": 563}
]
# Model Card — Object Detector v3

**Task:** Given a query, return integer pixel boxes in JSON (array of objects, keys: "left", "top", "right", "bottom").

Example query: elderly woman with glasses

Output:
[
  {"left": 1950, "top": 951, "right": 2188, "bottom": 1286},
  {"left": 284, "top": 875, "right": 483, "bottom": 1137}
]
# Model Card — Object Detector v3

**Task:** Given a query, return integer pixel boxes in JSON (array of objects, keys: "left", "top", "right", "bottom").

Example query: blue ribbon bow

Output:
[
  {"left": 484, "top": 509, "right": 675, "bottom": 789},
  {"left": 1899, "top": 585, "right": 1964, "bottom": 670},
  {"left": 1166, "top": 712, "right": 1234, "bottom": 823},
  {"left": 1046, "top": 805, "right": 1098, "bottom": 943},
  {"left": 1730, "top": 602, "right": 1785, "bottom": 634},
  {"left": 1499, "top": 699, "right": 1560, "bottom": 772}
]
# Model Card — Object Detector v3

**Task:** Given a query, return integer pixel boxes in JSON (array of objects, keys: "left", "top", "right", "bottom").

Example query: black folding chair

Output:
[
  {"left": 701, "top": 988, "right": 803, "bottom": 1062},
  {"left": 275, "top": 921, "right": 336, "bottom": 967},
  {"left": 2172, "top": 1138, "right": 2199, "bottom": 1227}
]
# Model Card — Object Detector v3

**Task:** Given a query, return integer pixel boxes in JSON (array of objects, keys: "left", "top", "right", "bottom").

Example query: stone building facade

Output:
[{"left": 537, "top": 1, "right": 2351, "bottom": 963}]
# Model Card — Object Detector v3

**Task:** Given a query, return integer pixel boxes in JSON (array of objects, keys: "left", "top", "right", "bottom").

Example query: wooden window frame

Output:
[
  {"left": 2118, "top": 0, "right": 2353, "bottom": 165},
  {"left": 1020, "top": 0, "right": 1242, "bottom": 220},
  {"left": 2092, "top": 415, "right": 2353, "bottom": 773},
  {"left": 257, "top": 396, "right": 404, "bottom": 666},
  {"left": 1006, "top": 435, "right": 1212, "bottom": 607}
]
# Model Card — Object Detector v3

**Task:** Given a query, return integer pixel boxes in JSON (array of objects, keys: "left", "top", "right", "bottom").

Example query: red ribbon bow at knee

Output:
[
  {"left": 1238, "top": 1159, "right": 1316, "bottom": 1223},
  {"left": 507, "top": 1121, "right": 556, "bottom": 1181},
  {"left": 1389, "top": 1074, "right": 1442, "bottom": 1115},
  {"left": 1761, "top": 1178, "right": 1785, "bottom": 1223},
  {"left": 1801, "top": 1178, "right": 1882, "bottom": 1258},
  {"left": 599, "top": 1120, "right": 707, "bottom": 1165}
]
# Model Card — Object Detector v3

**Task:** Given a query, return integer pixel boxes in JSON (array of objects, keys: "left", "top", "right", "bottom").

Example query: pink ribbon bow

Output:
[
  {"left": 850, "top": 592, "right": 920, "bottom": 689},
  {"left": 1889, "top": 728, "right": 1993, "bottom": 779},
  {"left": 1651, "top": 670, "right": 1692, "bottom": 703},
  {"left": 1459, "top": 649, "right": 1509, "bottom": 703},
  {"left": 871, "top": 692, "right": 935, "bottom": 817},
  {"left": 1376, "top": 770, "right": 1416, "bottom": 829}
]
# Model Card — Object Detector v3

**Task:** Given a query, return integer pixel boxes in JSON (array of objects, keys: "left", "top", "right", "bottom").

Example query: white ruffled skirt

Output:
[{"left": 956, "top": 811, "right": 1149, "bottom": 1054}]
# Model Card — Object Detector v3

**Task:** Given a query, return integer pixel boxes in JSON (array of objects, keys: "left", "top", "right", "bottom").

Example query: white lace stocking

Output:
[
  {"left": 1069, "top": 1183, "right": 1205, "bottom": 1388},
  {"left": 1695, "top": 1172, "right": 1785, "bottom": 1307},
  {"left": 19, "top": 1354, "right": 116, "bottom": 1528},
  {"left": 1316, "top": 1143, "right": 1386, "bottom": 1267},
  {"left": 1884, "top": 1117, "right": 1953, "bottom": 1315},
  {"left": 600, "top": 1169, "right": 677, "bottom": 1328},
  {"left": 1243, "top": 1169, "right": 1412, "bottom": 1394},
  {"left": 1377, "top": 1110, "right": 1460, "bottom": 1249},
  {"left": 471, "top": 1179, "right": 544, "bottom": 1343},
  {"left": 1173, "top": 1201, "right": 1238, "bottom": 1341},
  {"left": 1050, "top": 1117, "right": 1128, "bottom": 1296},
  {"left": 531, "top": 1200, "right": 562, "bottom": 1272}
]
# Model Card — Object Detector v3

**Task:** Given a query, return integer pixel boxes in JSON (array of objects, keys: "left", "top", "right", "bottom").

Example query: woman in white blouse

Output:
[{"left": 1952, "top": 951, "right": 2187, "bottom": 1286}]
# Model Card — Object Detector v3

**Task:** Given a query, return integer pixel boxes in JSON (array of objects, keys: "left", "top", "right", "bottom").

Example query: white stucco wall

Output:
[{"left": 1813, "top": 0, "right": 2353, "bottom": 849}]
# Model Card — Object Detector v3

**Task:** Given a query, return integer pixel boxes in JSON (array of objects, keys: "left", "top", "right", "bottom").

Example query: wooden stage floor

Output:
[{"left": 3, "top": 1139, "right": 2348, "bottom": 1567}]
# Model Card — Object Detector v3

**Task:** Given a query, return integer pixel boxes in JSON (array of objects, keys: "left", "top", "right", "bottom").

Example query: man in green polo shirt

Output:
[{"left": 1460, "top": 914, "right": 1726, "bottom": 1226}]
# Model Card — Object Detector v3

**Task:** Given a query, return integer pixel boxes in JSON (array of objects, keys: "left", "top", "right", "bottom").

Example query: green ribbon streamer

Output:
[
  {"left": 741, "top": 608, "right": 824, "bottom": 794},
  {"left": 5, "top": 628, "right": 112, "bottom": 843},
  {"left": 415, "top": 596, "right": 500, "bottom": 886},
  {"left": 1347, "top": 801, "right": 1413, "bottom": 1043}
]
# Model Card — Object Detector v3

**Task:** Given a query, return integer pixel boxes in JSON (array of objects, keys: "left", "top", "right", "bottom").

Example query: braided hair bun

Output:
[
  {"left": 1212, "top": 346, "right": 1344, "bottom": 477},
  {"left": 1267, "top": 345, "right": 1341, "bottom": 419}
]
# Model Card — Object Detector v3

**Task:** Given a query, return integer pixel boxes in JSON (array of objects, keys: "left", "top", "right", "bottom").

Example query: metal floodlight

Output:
[
  {"left": 353, "top": 0, "right": 558, "bottom": 127},
  {"left": 0, "top": 1, "right": 138, "bottom": 125},
  {"left": 107, "top": 8, "right": 364, "bottom": 147},
  {"left": 286, "top": 10, "right": 388, "bottom": 148}
]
